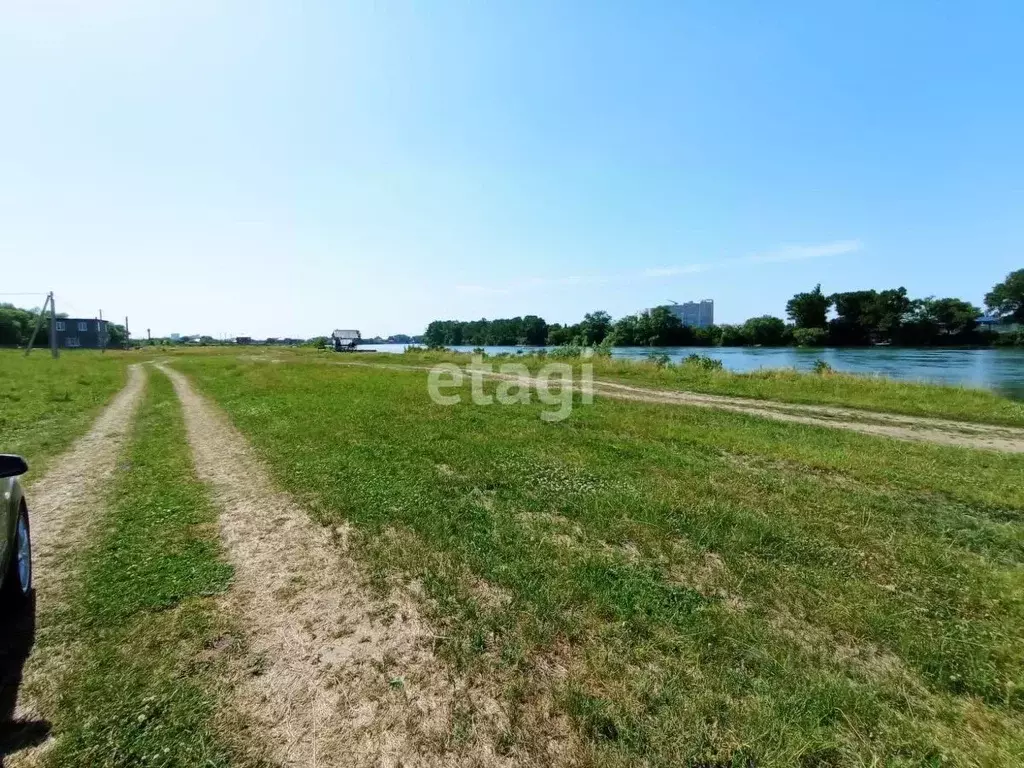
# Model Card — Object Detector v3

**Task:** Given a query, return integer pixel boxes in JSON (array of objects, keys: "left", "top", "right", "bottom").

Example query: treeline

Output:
[
  {"left": 0, "top": 303, "right": 128, "bottom": 347},
  {"left": 423, "top": 269, "right": 1024, "bottom": 348},
  {"left": 423, "top": 315, "right": 552, "bottom": 347},
  {"left": 362, "top": 334, "right": 424, "bottom": 344}
]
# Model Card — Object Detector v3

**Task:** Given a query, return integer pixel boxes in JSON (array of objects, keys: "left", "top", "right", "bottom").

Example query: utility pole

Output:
[
  {"left": 50, "top": 293, "right": 58, "bottom": 358},
  {"left": 99, "top": 310, "right": 106, "bottom": 353},
  {"left": 24, "top": 291, "right": 58, "bottom": 357},
  {"left": 147, "top": 328, "right": 151, "bottom": 343},
  {"left": 125, "top": 316, "right": 130, "bottom": 349}
]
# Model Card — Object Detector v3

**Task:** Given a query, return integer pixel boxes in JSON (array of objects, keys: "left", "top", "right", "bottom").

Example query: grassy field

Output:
[
  {"left": 379, "top": 348, "right": 1024, "bottom": 426},
  {"left": 155, "top": 345, "right": 1024, "bottom": 426},
  {"left": 172, "top": 353, "right": 1024, "bottom": 766},
  {"left": 0, "top": 349, "right": 133, "bottom": 480},
  {"left": 586, "top": 356, "right": 1024, "bottom": 426},
  {"left": 4, "top": 347, "right": 1022, "bottom": 765},
  {"left": 30, "top": 371, "right": 239, "bottom": 766}
]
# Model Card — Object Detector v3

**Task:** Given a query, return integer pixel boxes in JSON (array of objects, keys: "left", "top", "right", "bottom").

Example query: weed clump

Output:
[{"left": 682, "top": 353, "right": 724, "bottom": 372}]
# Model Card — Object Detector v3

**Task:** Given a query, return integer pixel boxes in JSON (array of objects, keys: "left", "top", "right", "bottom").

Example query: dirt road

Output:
[
  {"left": 158, "top": 364, "right": 530, "bottom": 767},
  {"left": 323, "top": 360, "right": 1024, "bottom": 453},
  {"left": 3, "top": 365, "right": 147, "bottom": 766}
]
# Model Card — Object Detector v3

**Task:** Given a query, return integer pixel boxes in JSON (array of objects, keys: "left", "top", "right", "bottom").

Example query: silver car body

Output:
[{"left": 1, "top": 475, "right": 27, "bottom": 591}]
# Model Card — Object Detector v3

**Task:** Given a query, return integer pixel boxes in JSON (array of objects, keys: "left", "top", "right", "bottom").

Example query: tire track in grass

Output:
[
  {"left": 157, "top": 363, "right": 521, "bottom": 768},
  {"left": 32, "top": 368, "right": 237, "bottom": 767},
  {"left": 2, "top": 364, "right": 147, "bottom": 764},
  {"left": 325, "top": 359, "right": 1024, "bottom": 453},
  {"left": 588, "top": 380, "right": 1024, "bottom": 453},
  {"left": 22, "top": 364, "right": 147, "bottom": 603}
]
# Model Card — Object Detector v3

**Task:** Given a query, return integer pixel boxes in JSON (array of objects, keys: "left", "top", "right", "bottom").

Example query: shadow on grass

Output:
[{"left": 0, "top": 594, "right": 50, "bottom": 766}]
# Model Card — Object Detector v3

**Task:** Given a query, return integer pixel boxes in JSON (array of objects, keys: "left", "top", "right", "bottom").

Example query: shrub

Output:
[
  {"left": 594, "top": 338, "right": 614, "bottom": 358},
  {"left": 682, "top": 353, "right": 724, "bottom": 371},
  {"left": 647, "top": 352, "right": 671, "bottom": 368},
  {"left": 551, "top": 343, "right": 587, "bottom": 358},
  {"left": 993, "top": 330, "right": 1024, "bottom": 347},
  {"left": 812, "top": 359, "right": 835, "bottom": 375},
  {"left": 792, "top": 327, "right": 828, "bottom": 347}
]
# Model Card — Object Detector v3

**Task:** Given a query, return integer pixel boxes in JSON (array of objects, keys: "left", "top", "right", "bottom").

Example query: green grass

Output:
[
  {"left": 164, "top": 345, "right": 1024, "bottom": 427},
  {"left": 41, "top": 369, "right": 238, "bottom": 767},
  {"left": 587, "top": 356, "right": 1024, "bottom": 426},
  {"left": 174, "top": 353, "right": 1024, "bottom": 766},
  {"left": 394, "top": 348, "right": 1024, "bottom": 427},
  {"left": 0, "top": 349, "right": 133, "bottom": 481}
]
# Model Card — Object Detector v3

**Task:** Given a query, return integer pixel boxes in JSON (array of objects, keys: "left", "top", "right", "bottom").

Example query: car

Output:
[{"left": 1, "top": 454, "right": 32, "bottom": 608}]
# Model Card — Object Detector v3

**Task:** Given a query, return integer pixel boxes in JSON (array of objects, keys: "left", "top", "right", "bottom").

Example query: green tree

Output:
[
  {"left": 871, "top": 287, "right": 913, "bottom": 341},
  {"left": 829, "top": 290, "right": 877, "bottom": 345},
  {"left": 521, "top": 315, "right": 548, "bottom": 346},
  {"left": 985, "top": 269, "right": 1024, "bottom": 324},
  {"left": 546, "top": 323, "right": 576, "bottom": 346},
  {"left": 785, "top": 284, "right": 831, "bottom": 328},
  {"left": 792, "top": 327, "right": 828, "bottom": 347},
  {"left": 0, "top": 305, "right": 29, "bottom": 345},
  {"left": 741, "top": 315, "right": 788, "bottom": 346},
  {"left": 0, "top": 304, "right": 51, "bottom": 346},
  {"left": 691, "top": 325, "right": 721, "bottom": 346},
  {"left": 422, "top": 321, "right": 446, "bottom": 347},
  {"left": 608, "top": 315, "right": 638, "bottom": 346},
  {"left": 106, "top": 323, "right": 128, "bottom": 347},
  {"left": 920, "top": 297, "right": 980, "bottom": 335},
  {"left": 718, "top": 324, "right": 747, "bottom": 346},
  {"left": 304, "top": 336, "right": 329, "bottom": 349},
  {"left": 646, "top": 307, "right": 685, "bottom": 345},
  {"left": 829, "top": 288, "right": 911, "bottom": 344},
  {"left": 579, "top": 311, "right": 612, "bottom": 345}
]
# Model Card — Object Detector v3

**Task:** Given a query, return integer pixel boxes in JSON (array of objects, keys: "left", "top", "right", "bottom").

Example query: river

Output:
[{"left": 358, "top": 344, "right": 1024, "bottom": 399}]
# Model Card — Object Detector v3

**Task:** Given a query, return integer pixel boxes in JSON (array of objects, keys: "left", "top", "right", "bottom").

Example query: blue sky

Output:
[{"left": 2, "top": 2, "right": 1021, "bottom": 338}]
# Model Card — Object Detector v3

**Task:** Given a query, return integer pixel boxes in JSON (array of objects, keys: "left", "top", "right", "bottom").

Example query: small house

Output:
[
  {"left": 332, "top": 329, "right": 361, "bottom": 352},
  {"left": 54, "top": 318, "right": 109, "bottom": 349}
]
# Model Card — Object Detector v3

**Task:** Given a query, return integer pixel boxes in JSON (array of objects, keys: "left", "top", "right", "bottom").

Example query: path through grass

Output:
[
  {"left": 0, "top": 349, "right": 133, "bottom": 481},
  {"left": 36, "top": 369, "right": 237, "bottom": 766},
  {"left": 176, "top": 354, "right": 1024, "bottom": 766}
]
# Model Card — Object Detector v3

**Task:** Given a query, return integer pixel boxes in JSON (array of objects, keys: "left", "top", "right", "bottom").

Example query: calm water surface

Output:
[{"left": 359, "top": 344, "right": 1024, "bottom": 400}]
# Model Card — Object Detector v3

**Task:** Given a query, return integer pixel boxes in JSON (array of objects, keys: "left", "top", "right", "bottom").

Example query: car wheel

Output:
[{"left": 2, "top": 504, "right": 32, "bottom": 606}]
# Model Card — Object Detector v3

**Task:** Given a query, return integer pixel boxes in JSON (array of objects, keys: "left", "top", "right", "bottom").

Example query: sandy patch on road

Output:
[
  {"left": 3, "top": 364, "right": 147, "bottom": 765},
  {"left": 158, "top": 364, "right": 544, "bottom": 768}
]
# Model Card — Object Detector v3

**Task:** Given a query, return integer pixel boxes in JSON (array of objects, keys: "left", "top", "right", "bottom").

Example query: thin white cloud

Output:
[
  {"left": 452, "top": 239, "right": 862, "bottom": 293},
  {"left": 740, "top": 239, "right": 862, "bottom": 265}
]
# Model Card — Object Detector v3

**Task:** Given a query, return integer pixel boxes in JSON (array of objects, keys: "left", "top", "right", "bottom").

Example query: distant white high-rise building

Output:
[{"left": 656, "top": 299, "right": 715, "bottom": 328}]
